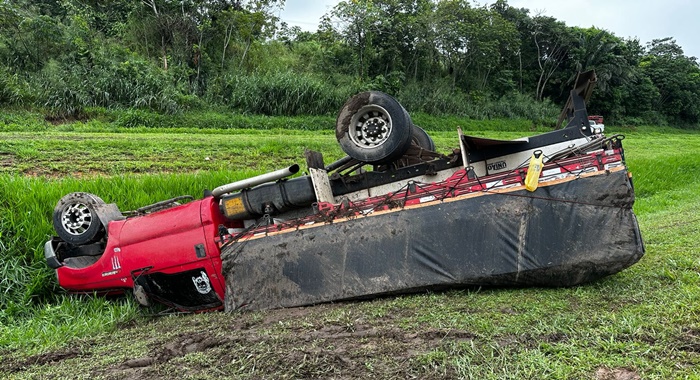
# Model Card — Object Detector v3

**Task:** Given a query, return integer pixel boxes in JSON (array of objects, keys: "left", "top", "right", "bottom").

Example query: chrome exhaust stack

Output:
[{"left": 212, "top": 164, "right": 300, "bottom": 199}]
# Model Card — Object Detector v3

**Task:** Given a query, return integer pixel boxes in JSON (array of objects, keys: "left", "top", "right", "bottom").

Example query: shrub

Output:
[
  {"left": 397, "top": 81, "right": 559, "bottom": 124},
  {"left": 0, "top": 66, "right": 31, "bottom": 106}
]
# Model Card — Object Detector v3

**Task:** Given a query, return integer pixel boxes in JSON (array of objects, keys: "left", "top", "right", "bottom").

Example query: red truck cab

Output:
[{"left": 45, "top": 196, "right": 239, "bottom": 311}]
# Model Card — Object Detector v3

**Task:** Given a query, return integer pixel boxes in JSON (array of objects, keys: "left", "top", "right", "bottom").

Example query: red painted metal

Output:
[{"left": 55, "top": 197, "right": 242, "bottom": 310}]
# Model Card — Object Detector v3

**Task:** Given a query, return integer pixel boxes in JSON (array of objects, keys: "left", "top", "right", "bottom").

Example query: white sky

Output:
[{"left": 279, "top": 0, "right": 700, "bottom": 60}]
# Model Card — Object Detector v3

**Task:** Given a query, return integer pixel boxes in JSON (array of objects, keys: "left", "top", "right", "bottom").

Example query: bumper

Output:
[{"left": 44, "top": 239, "right": 62, "bottom": 269}]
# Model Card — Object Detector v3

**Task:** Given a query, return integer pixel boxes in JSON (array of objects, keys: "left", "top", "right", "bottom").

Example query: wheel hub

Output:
[
  {"left": 363, "top": 118, "right": 386, "bottom": 139},
  {"left": 61, "top": 203, "right": 93, "bottom": 235},
  {"left": 350, "top": 105, "right": 393, "bottom": 148}
]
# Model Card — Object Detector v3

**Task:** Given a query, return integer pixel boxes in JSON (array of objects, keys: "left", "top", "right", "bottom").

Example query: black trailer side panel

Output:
[{"left": 222, "top": 169, "right": 644, "bottom": 311}]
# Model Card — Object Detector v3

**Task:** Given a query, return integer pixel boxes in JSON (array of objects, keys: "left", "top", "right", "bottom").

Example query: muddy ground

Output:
[
  {"left": 1, "top": 294, "right": 645, "bottom": 380},
  {"left": 4, "top": 302, "right": 471, "bottom": 379}
]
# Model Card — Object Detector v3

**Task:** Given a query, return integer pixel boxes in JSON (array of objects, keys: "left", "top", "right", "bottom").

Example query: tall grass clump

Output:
[
  {"left": 0, "top": 66, "right": 32, "bottom": 106},
  {"left": 481, "top": 92, "right": 559, "bottom": 126},
  {"left": 35, "top": 47, "right": 181, "bottom": 119},
  {"left": 209, "top": 72, "right": 349, "bottom": 116},
  {"left": 397, "top": 81, "right": 559, "bottom": 125},
  {"left": 396, "top": 80, "right": 474, "bottom": 116}
]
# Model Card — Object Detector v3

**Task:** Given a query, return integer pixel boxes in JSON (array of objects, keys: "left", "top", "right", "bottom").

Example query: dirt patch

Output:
[
  {"left": 335, "top": 91, "right": 370, "bottom": 140},
  {"left": 1, "top": 298, "right": 672, "bottom": 379},
  {"left": 28, "top": 349, "right": 83, "bottom": 365},
  {"left": 80, "top": 303, "right": 480, "bottom": 379},
  {"left": 595, "top": 367, "right": 641, "bottom": 380},
  {"left": 45, "top": 113, "right": 89, "bottom": 125},
  {"left": 3, "top": 348, "right": 86, "bottom": 373},
  {"left": 0, "top": 152, "right": 15, "bottom": 168},
  {"left": 154, "top": 332, "right": 225, "bottom": 362}
]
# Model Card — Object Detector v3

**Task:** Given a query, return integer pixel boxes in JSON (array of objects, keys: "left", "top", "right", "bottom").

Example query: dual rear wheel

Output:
[{"left": 335, "top": 91, "right": 434, "bottom": 165}]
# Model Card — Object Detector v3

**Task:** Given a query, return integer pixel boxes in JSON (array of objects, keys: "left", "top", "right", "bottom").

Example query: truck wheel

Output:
[
  {"left": 336, "top": 91, "right": 413, "bottom": 164},
  {"left": 411, "top": 125, "right": 436, "bottom": 151},
  {"left": 53, "top": 192, "right": 105, "bottom": 245}
]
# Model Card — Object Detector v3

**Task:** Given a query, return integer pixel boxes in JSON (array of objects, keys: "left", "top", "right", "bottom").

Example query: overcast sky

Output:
[{"left": 279, "top": 0, "right": 699, "bottom": 60}]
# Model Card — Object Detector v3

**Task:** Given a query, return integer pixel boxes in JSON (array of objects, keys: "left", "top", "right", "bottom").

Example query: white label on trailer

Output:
[
  {"left": 487, "top": 161, "right": 507, "bottom": 171},
  {"left": 542, "top": 168, "right": 562, "bottom": 177},
  {"left": 541, "top": 173, "right": 568, "bottom": 182},
  {"left": 485, "top": 180, "right": 504, "bottom": 189},
  {"left": 419, "top": 195, "right": 436, "bottom": 203}
]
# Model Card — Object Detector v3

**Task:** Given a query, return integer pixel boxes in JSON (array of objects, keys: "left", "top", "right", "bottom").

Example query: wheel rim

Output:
[
  {"left": 60, "top": 203, "right": 93, "bottom": 236},
  {"left": 349, "top": 105, "right": 393, "bottom": 149}
]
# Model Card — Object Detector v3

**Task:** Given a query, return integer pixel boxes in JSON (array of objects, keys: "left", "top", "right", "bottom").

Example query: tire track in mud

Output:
[
  {"left": 98, "top": 324, "right": 476, "bottom": 379},
  {"left": 86, "top": 304, "right": 479, "bottom": 379},
  {"left": 4, "top": 302, "right": 654, "bottom": 379}
]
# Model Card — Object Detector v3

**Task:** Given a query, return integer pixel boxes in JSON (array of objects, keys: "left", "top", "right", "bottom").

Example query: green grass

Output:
[
  {"left": 1, "top": 119, "right": 700, "bottom": 378},
  {"left": 0, "top": 107, "right": 553, "bottom": 134},
  {"left": 0, "top": 130, "right": 344, "bottom": 176}
]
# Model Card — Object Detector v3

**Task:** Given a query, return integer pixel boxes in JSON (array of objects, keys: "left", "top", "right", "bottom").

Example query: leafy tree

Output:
[
  {"left": 570, "top": 28, "right": 627, "bottom": 92},
  {"left": 329, "top": 0, "right": 381, "bottom": 80},
  {"left": 641, "top": 38, "right": 700, "bottom": 125},
  {"left": 491, "top": 0, "right": 532, "bottom": 94},
  {"left": 529, "top": 15, "right": 573, "bottom": 101},
  {"left": 0, "top": 0, "right": 698, "bottom": 127},
  {"left": 434, "top": 1, "right": 517, "bottom": 92}
]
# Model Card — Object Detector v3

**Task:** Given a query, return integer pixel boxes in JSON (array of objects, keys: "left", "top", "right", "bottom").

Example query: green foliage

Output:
[
  {"left": 34, "top": 48, "right": 181, "bottom": 118},
  {"left": 397, "top": 81, "right": 559, "bottom": 124},
  {"left": 0, "top": 66, "right": 31, "bottom": 105},
  {"left": 0, "top": 0, "right": 699, "bottom": 127},
  {"left": 641, "top": 38, "right": 700, "bottom": 125},
  {"left": 434, "top": 1, "right": 519, "bottom": 92},
  {"left": 209, "top": 71, "right": 352, "bottom": 116}
]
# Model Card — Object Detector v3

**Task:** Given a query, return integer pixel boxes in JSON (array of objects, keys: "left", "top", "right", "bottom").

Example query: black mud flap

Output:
[
  {"left": 134, "top": 268, "right": 222, "bottom": 311},
  {"left": 222, "top": 169, "right": 644, "bottom": 312}
]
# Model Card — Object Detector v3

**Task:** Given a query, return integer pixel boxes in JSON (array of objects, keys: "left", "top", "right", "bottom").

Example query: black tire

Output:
[
  {"left": 53, "top": 192, "right": 105, "bottom": 245},
  {"left": 336, "top": 91, "right": 413, "bottom": 164},
  {"left": 411, "top": 125, "right": 436, "bottom": 151}
]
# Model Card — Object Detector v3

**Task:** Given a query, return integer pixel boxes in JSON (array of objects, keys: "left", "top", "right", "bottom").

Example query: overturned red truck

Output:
[{"left": 45, "top": 71, "right": 644, "bottom": 312}]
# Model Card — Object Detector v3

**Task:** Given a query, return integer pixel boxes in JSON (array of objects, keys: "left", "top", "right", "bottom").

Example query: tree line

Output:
[{"left": 1, "top": 0, "right": 698, "bottom": 127}]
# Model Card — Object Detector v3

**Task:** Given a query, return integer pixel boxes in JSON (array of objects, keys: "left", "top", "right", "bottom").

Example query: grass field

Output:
[{"left": 1, "top": 116, "right": 699, "bottom": 379}]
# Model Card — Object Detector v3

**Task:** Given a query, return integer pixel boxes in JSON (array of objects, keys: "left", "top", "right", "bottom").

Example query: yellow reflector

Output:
[{"left": 222, "top": 197, "right": 246, "bottom": 217}]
